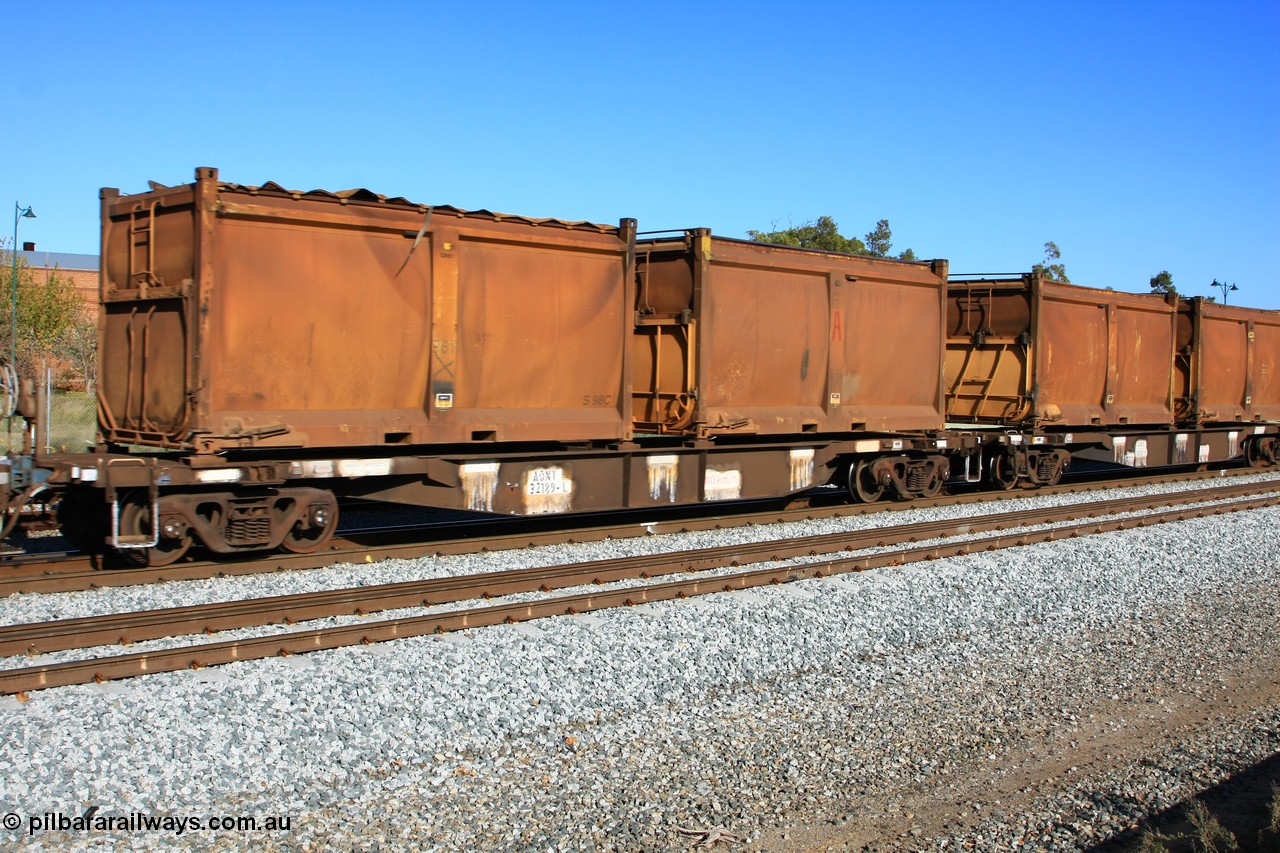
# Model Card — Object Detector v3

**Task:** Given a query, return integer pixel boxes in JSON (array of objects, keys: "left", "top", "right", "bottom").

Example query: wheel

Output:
[
  {"left": 1244, "top": 439, "right": 1270, "bottom": 469},
  {"left": 849, "top": 460, "right": 885, "bottom": 503},
  {"left": 280, "top": 498, "right": 339, "bottom": 554},
  {"left": 117, "top": 498, "right": 192, "bottom": 567},
  {"left": 920, "top": 468, "right": 944, "bottom": 498},
  {"left": 988, "top": 453, "right": 1019, "bottom": 491}
]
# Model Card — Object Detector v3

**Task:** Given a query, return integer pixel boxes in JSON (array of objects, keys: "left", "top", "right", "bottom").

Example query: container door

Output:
[{"left": 98, "top": 184, "right": 200, "bottom": 446}]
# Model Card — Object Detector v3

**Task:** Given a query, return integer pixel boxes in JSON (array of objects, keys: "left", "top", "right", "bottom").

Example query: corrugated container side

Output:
[
  {"left": 946, "top": 275, "right": 1177, "bottom": 428},
  {"left": 634, "top": 233, "right": 947, "bottom": 437},
  {"left": 98, "top": 168, "right": 633, "bottom": 452},
  {"left": 1180, "top": 298, "right": 1280, "bottom": 424},
  {"left": 837, "top": 261, "right": 948, "bottom": 431}
]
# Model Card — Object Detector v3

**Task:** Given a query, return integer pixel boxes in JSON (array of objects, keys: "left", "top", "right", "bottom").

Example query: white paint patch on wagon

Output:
[
  {"left": 460, "top": 462, "right": 500, "bottom": 512},
  {"left": 1133, "top": 439, "right": 1148, "bottom": 467},
  {"left": 336, "top": 459, "right": 393, "bottom": 478},
  {"left": 704, "top": 468, "right": 742, "bottom": 502},
  {"left": 523, "top": 467, "right": 573, "bottom": 515},
  {"left": 288, "top": 458, "right": 394, "bottom": 479},
  {"left": 789, "top": 448, "right": 815, "bottom": 491},
  {"left": 646, "top": 455, "right": 678, "bottom": 503}
]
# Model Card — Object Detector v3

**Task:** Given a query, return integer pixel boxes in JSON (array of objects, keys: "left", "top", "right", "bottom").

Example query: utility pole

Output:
[{"left": 11, "top": 203, "right": 36, "bottom": 369}]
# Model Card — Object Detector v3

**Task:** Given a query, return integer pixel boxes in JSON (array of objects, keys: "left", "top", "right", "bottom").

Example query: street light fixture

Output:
[
  {"left": 1210, "top": 278, "right": 1238, "bottom": 305},
  {"left": 11, "top": 202, "right": 36, "bottom": 370}
]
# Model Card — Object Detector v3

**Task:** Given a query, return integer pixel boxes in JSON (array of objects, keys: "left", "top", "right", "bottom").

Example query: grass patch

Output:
[{"left": 1185, "top": 798, "right": 1238, "bottom": 853}]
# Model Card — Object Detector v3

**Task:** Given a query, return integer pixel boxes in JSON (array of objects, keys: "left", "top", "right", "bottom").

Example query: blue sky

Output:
[{"left": 5, "top": 1, "right": 1278, "bottom": 307}]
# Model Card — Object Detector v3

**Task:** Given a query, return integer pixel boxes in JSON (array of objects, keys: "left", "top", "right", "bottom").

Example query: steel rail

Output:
[
  {"left": 0, "top": 481, "right": 1274, "bottom": 686},
  {"left": 3, "top": 493, "right": 1274, "bottom": 697},
  {"left": 5, "top": 479, "right": 1274, "bottom": 657},
  {"left": 0, "top": 466, "right": 1268, "bottom": 597},
  {"left": 3, "top": 478, "right": 1277, "bottom": 657}
]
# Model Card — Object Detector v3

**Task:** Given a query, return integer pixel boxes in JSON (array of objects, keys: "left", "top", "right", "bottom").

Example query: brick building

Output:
[{"left": 16, "top": 246, "right": 99, "bottom": 306}]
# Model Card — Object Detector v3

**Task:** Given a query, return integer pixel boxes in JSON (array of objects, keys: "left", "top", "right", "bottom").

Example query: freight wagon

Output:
[
  {"left": 945, "top": 273, "right": 1279, "bottom": 485},
  {"left": 3, "top": 168, "right": 967, "bottom": 565},
  {"left": 1, "top": 170, "right": 1275, "bottom": 566}
]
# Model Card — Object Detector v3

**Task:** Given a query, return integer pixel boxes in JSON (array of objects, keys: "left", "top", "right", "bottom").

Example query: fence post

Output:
[{"left": 44, "top": 365, "right": 51, "bottom": 454}]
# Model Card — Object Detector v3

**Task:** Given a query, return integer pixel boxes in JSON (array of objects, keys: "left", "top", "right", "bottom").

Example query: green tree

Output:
[
  {"left": 748, "top": 216, "right": 918, "bottom": 261},
  {"left": 747, "top": 216, "right": 867, "bottom": 254},
  {"left": 0, "top": 247, "right": 89, "bottom": 379},
  {"left": 59, "top": 313, "right": 98, "bottom": 393},
  {"left": 1032, "top": 241, "right": 1069, "bottom": 283},
  {"left": 1149, "top": 270, "right": 1176, "bottom": 295},
  {"left": 864, "top": 219, "right": 892, "bottom": 257}
]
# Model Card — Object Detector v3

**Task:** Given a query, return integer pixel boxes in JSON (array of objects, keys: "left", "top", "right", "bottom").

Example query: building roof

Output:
[{"left": 17, "top": 250, "right": 99, "bottom": 271}]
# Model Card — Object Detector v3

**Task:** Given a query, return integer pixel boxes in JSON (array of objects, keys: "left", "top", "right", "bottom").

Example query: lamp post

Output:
[
  {"left": 11, "top": 202, "right": 36, "bottom": 369},
  {"left": 1210, "top": 279, "right": 1238, "bottom": 305}
]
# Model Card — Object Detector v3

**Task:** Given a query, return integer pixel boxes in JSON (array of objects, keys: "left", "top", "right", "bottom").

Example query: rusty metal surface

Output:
[
  {"left": 98, "top": 167, "right": 634, "bottom": 452},
  {"left": 946, "top": 275, "right": 1177, "bottom": 427},
  {"left": 1179, "top": 298, "right": 1280, "bottom": 424},
  {"left": 944, "top": 278, "right": 1033, "bottom": 422},
  {"left": 1069, "top": 425, "right": 1269, "bottom": 468},
  {"left": 634, "top": 233, "right": 947, "bottom": 437},
  {"left": 350, "top": 441, "right": 852, "bottom": 513}
]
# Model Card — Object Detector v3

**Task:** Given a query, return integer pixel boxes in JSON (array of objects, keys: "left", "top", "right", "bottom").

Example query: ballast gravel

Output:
[
  {"left": 3, "top": 470, "right": 1278, "bottom": 626},
  {"left": 0, "top": 475, "right": 1276, "bottom": 851}
]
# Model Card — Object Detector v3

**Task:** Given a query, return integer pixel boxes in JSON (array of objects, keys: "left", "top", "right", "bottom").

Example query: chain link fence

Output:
[{"left": 0, "top": 367, "right": 97, "bottom": 455}]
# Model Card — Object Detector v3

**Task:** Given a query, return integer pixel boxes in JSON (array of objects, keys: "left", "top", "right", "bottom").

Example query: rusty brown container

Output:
[
  {"left": 946, "top": 274, "right": 1178, "bottom": 428},
  {"left": 1175, "top": 297, "right": 1280, "bottom": 424},
  {"left": 98, "top": 167, "right": 635, "bottom": 452},
  {"left": 633, "top": 231, "right": 948, "bottom": 437}
]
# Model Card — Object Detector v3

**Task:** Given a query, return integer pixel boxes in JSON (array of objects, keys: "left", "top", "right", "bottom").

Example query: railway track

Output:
[
  {"left": 0, "top": 465, "right": 1263, "bottom": 597},
  {"left": 2, "top": 477, "right": 1276, "bottom": 696}
]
